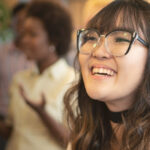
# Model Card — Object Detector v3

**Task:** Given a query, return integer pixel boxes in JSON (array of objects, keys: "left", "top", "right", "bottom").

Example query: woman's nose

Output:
[{"left": 91, "top": 36, "right": 112, "bottom": 59}]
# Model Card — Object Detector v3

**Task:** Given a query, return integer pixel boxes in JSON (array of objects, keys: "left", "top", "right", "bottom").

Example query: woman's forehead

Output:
[
  {"left": 92, "top": 13, "right": 141, "bottom": 34},
  {"left": 87, "top": 3, "right": 147, "bottom": 40}
]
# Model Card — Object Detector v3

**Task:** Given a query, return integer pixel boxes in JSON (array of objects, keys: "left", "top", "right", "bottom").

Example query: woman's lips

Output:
[
  {"left": 90, "top": 65, "right": 117, "bottom": 78},
  {"left": 92, "top": 67, "right": 115, "bottom": 76}
]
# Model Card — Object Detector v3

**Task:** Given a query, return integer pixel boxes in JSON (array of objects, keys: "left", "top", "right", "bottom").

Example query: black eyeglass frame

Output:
[{"left": 77, "top": 28, "right": 149, "bottom": 56}]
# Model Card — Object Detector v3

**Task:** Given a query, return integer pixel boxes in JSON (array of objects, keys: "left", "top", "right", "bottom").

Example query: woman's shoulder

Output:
[
  {"left": 12, "top": 69, "right": 33, "bottom": 79},
  {"left": 10, "top": 69, "right": 36, "bottom": 87}
]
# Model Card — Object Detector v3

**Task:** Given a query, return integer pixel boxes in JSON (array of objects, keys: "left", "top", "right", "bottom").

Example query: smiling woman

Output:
[{"left": 64, "top": 0, "right": 150, "bottom": 150}]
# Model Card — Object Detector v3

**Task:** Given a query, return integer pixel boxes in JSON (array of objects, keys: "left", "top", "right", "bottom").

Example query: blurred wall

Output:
[
  {"left": 3, "top": 0, "right": 150, "bottom": 38},
  {"left": 2, "top": 0, "right": 112, "bottom": 29},
  {"left": 3, "top": 0, "right": 18, "bottom": 9}
]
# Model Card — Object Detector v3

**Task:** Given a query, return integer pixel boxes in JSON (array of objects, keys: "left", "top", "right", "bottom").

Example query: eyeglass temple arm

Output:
[{"left": 137, "top": 36, "right": 149, "bottom": 48}]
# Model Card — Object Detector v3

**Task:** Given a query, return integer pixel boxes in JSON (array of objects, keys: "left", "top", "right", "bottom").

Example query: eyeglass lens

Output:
[{"left": 78, "top": 30, "right": 132, "bottom": 57}]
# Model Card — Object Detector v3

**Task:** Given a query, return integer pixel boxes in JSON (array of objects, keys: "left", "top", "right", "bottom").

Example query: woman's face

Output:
[
  {"left": 21, "top": 17, "right": 51, "bottom": 61},
  {"left": 79, "top": 29, "right": 148, "bottom": 111}
]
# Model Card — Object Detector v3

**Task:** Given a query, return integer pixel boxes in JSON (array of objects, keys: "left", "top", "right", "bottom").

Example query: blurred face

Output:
[
  {"left": 12, "top": 9, "right": 27, "bottom": 47},
  {"left": 12, "top": 9, "right": 26, "bottom": 34},
  {"left": 21, "top": 17, "right": 51, "bottom": 61},
  {"left": 79, "top": 29, "right": 148, "bottom": 111}
]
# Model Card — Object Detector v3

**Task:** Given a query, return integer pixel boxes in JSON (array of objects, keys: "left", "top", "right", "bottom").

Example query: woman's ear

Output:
[{"left": 49, "top": 45, "right": 56, "bottom": 53}]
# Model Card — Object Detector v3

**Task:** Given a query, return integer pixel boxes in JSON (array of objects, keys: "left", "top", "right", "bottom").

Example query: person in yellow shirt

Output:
[{"left": 0, "top": 1, "right": 75, "bottom": 150}]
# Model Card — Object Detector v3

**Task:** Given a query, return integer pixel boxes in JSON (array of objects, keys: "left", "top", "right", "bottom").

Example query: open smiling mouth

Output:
[{"left": 91, "top": 67, "right": 116, "bottom": 77}]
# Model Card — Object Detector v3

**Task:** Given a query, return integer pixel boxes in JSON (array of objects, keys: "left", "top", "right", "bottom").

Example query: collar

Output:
[
  {"left": 33, "top": 58, "right": 69, "bottom": 80},
  {"left": 108, "top": 109, "right": 129, "bottom": 124}
]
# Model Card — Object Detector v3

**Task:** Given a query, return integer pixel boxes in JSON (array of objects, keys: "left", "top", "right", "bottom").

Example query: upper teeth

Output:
[{"left": 92, "top": 68, "right": 114, "bottom": 76}]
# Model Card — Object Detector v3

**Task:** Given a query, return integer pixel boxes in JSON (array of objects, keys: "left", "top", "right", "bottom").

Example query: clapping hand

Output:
[{"left": 19, "top": 85, "right": 46, "bottom": 113}]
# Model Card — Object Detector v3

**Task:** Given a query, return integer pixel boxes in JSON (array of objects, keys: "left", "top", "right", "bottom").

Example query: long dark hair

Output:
[{"left": 64, "top": 0, "right": 150, "bottom": 150}]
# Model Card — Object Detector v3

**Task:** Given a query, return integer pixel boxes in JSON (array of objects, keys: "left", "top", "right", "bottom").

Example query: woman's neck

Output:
[
  {"left": 37, "top": 54, "right": 59, "bottom": 74},
  {"left": 105, "top": 94, "right": 135, "bottom": 112}
]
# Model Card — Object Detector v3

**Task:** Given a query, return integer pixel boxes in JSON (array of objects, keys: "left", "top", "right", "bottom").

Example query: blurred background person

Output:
[
  {"left": 0, "top": 2, "right": 34, "bottom": 150},
  {"left": 0, "top": 2, "right": 34, "bottom": 118},
  {"left": 11, "top": 2, "right": 28, "bottom": 48},
  {"left": 0, "top": 1, "right": 75, "bottom": 150}
]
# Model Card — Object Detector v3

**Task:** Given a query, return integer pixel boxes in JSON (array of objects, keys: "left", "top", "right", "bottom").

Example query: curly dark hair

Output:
[
  {"left": 25, "top": 0, "right": 73, "bottom": 56},
  {"left": 12, "top": 2, "right": 27, "bottom": 17},
  {"left": 64, "top": 0, "right": 150, "bottom": 150}
]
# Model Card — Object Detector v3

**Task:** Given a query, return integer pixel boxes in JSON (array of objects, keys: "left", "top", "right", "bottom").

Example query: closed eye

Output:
[
  {"left": 115, "top": 37, "right": 130, "bottom": 43},
  {"left": 83, "top": 36, "right": 97, "bottom": 43}
]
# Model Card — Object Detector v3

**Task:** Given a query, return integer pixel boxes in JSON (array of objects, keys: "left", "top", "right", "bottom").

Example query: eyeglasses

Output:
[{"left": 77, "top": 29, "right": 149, "bottom": 57}]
